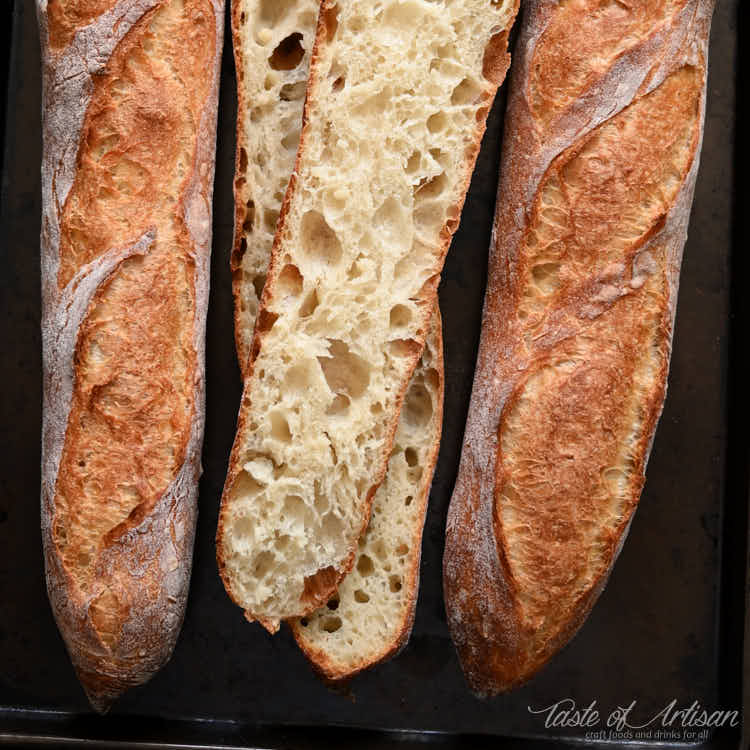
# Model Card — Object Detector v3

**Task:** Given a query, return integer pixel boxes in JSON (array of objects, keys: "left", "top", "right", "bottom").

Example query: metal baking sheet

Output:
[{"left": 0, "top": 1, "right": 745, "bottom": 747}]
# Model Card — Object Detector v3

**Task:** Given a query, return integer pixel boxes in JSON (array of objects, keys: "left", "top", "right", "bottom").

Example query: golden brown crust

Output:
[
  {"left": 56, "top": 5, "right": 214, "bottom": 288},
  {"left": 444, "top": 0, "right": 715, "bottom": 697},
  {"left": 38, "top": 0, "right": 223, "bottom": 711},
  {"left": 528, "top": 0, "right": 692, "bottom": 126},
  {"left": 46, "top": 0, "right": 120, "bottom": 49},
  {"left": 217, "top": 0, "right": 520, "bottom": 630}
]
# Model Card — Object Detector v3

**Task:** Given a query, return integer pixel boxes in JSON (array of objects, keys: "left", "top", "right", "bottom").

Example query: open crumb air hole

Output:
[
  {"left": 269, "top": 33, "right": 305, "bottom": 71},
  {"left": 357, "top": 554, "right": 374, "bottom": 576},
  {"left": 322, "top": 615, "right": 342, "bottom": 633},
  {"left": 242, "top": 200, "right": 255, "bottom": 232}
]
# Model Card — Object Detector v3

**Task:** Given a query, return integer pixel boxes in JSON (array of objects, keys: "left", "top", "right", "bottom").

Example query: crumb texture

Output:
[
  {"left": 444, "top": 0, "right": 714, "bottom": 696},
  {"left": 230, "top": 0, "right": 321, "bottom": 369},
  {"left": 227, "top": 0, "right": 445, "bottom": 675},
  {"left": 290, "top": 316, "right": 443, "bottom": 678},
  {"left": 219, "top": 0, "right": 516, "bottom": 628}
]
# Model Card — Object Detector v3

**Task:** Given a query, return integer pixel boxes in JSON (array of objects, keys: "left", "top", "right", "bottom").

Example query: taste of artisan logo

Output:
[{"left": 528, "top": 698, "right": 740, "bottom": 742}]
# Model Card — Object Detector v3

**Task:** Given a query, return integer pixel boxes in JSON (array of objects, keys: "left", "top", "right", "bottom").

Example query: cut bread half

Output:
[
  {"left": 217, "top": 0, "right": 519, "bottom": 631},
  {"left": 226, "top": 0, "right": 445, "bottom": 675},
  {"left": 289, "top": 312, "right": 443, "bottom": 680},
  {"left": 229, "top": 0, "right": 321, "bottom": 372}
]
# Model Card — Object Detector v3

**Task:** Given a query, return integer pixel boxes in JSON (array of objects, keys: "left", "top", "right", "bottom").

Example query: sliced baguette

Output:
[
  {"left": 444, "top": 0, "right": 716, "bottom": 696},
  {"left": 289, "top": 311, "right": 443, "bottom": 680},
  {"left": 227, "top": 0, "right": 445, "bottom": 677},
  {"left": 229, "top": 0, "right": 320, "bottom": 373},
  {"left": 217, "top": 0, "right": 519, "bottom": 631}
]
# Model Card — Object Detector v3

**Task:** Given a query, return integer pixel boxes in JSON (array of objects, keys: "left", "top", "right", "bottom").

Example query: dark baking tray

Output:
[{"left": 0, "top": 1, "right": 746, "bottom": 747}]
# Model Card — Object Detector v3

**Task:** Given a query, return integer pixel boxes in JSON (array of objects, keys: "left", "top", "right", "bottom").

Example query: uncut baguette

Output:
[
  {"left": 217, "top": 0, "right": 519, "bottom": 631},
  {"left": 37, "top": 0, "right": 222, "bottom": 711},
  {"left": 227, "top": 0, "right": 445, "bottom": 678},
  {"left": 444, "top": 0, "right": 716, "bottom": 696}
]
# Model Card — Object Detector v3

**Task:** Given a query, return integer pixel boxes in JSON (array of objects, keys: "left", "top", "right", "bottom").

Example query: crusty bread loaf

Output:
[
  {"left": 227, "top": 0, "right": 445, "bottom": 677},
  {"left": 444, "top": 0, "right": 716, "bottom": 696},
  {"left": 37, "top": 0, "right": 223, "bottom": 711},
  {"left": 217, "top": 0, "right": 519, "bottom": 632}
]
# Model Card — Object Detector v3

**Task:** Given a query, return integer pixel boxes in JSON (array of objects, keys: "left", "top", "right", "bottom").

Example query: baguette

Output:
[
  {"left": 444, "top": 0, "right": 716, "bottom": 696},
  {"left": 38, "top": 0, "right": 223, "bottom": 711},
  {"left": 216, "top": 0, "right": 519, "bottom": 632},
  {"left": 227, "top": 0, "right": 445, "bottom": 678},
  {"left": 228, "top": 0, "right": 318, "bottom": 373},
  {"left": 228, "top": 0, "right": 320, "bottom": 376}
]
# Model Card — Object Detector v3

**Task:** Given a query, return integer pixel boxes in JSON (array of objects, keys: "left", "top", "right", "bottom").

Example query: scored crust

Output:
[
  {"left": 216, "top": 0, "right": 520, "bottom": 631},
  {"left": 38, "top": 0, "right": 223, "bottom": 711},
  {"left": 443, "top": 0, "right": 716, "bottom": 696}
]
